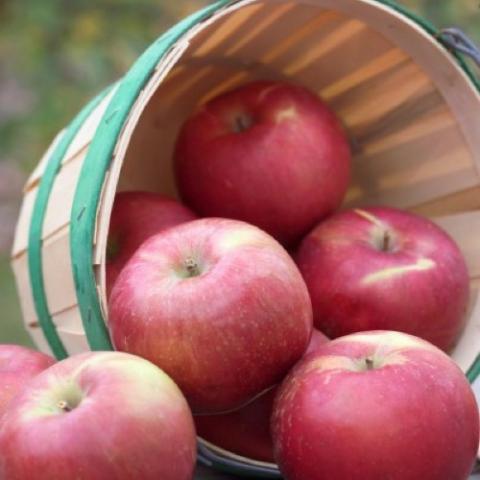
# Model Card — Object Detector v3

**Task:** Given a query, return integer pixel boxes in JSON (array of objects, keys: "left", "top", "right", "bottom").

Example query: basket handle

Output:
[{"left": 439, "top": 28, "right": 480, "bottom": 69}]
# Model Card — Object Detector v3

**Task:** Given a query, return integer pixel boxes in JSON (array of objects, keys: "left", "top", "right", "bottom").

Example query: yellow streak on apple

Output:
[
  {"left": 354, "top": 209, "right": 385, "bottom": 228},
  {"left": 275, "top": 106, "right": 298, "bottom": 123},
  {"left": 257, "top": 84, "right": 282, "bottom": 102},
  {"left": 361, "top": 258, "right": 436, "bottom": 286},
  {"left": 305, "top": 355, "right": 359, "bottom": 375},
  {"left": 218, "top": 228, "right": 272, "bottom": 253},
  {"left": 335, "top": 331, "right": 439, "bottom": 354}
]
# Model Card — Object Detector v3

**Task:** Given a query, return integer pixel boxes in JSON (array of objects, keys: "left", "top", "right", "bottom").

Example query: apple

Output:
[
  {"left": 272, "top": 331, "right": 480, "bottom": 480},
  {"left": 195, "top": 329, "right": 329, "bottom": 462},
  {"left": 0, "top": 344, "right": 55, "bottom": 418},
  {"left": 107, "top": 191, "right": 196, "bottom": 296},
  {"left": 174, "top": 81, "right": 351, "bottom": 246},
  {"left": 296, "top": 207, "right": 469, "bottom": 352},
  {"left": 108, "top": 218, "right": 313, "bottom": 414},
  {"left": 0, "top": 351, "right": 196, "bottom": 480}
]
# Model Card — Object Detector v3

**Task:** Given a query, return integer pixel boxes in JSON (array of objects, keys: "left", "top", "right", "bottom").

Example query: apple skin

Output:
[
  {"left": 108, "top": 218, "right": 313, "bottom": 414},
  {"left": 272, "top": 331, "right": 480, "bottom": 480},
  {"left": 195, "top": 329, "right": 329, "bottom": 462},
  {"left": 174, "top": 81, "right": 351, "bottom": 246},
  {"left": 295, "top": 207, "right": 469, "bottom": 352},
  {"left": 107, "top": 191, "right": 196, "bottom": 296},
  {"left": 0, "top": 344, "right": 55, "bottom": 418},
  {"left": 0, "top": 351, "right": 197, "bottom": 480}
]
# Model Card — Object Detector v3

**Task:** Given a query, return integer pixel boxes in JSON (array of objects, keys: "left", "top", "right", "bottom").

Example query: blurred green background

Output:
[{"left": 0, "top": 0, "right": 478, "bottom": 348}]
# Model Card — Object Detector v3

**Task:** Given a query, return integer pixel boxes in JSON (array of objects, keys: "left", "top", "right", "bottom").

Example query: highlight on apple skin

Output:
[
  {"left": 0, "top": 351, "right": 197, "bottom": 480},
  {"left": 296, "top": 207, "right": 469, "bottom": 351},
  {"left": 108, "top": 217, "right": 313, "bottom": 414},
  {"left": 195, "top": 329, "right": 329, "bottom": 462},
  {"left": 271, "top": 331, "right": 479, "bottom": 480},
  {"left": 0, "top": 344, "right": 55, "bottom": 419},
  {"left": 106, "top": 191, "right": 196, "bottom": 296},
  {"left": 174, "top": 81, "right": 351, "bottom": 246}
]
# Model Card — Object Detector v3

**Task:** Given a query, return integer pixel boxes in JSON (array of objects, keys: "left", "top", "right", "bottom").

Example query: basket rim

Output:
[
  {"left": 25, "top": 0, "right": 480, "bottom": 476},
  {"left": 73, "top": 0, "right": 480, "bottom": 372}
]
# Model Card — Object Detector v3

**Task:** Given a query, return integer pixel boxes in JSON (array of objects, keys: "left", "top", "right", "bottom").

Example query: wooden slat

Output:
[
  {"left": 284, "top": 19, "right": 366, "bottom": 76},
  {"left": 197, "top": 70, "right": 252, "bottom": 105},
  {"left": 42, "top": 226, "right": 77, "bottom": 316},
  {"left": 11, "top": 188, "right": 37, "bottom": 257},
  {"left": 352, "top": 128, "right": 472, "bottom": 190},
  {"left": 53, "top": 306, "right": 89, "bottom": 356},
  {"left": 353, "top": 91, "right": 444, "bottom": 147},
  {"left": 320, "top": 49, "right": 408, "bottom": 101},
  {"left": 63, "top": 86, "right": 118, "bottom": 163},
  {"left": 191, "top": 2, "right": 265, "bottom": 57},
  {"left": 412, "top": 186, "right": 480, "bottom": 218},
  {"left": 197, "top": 62, "right": 290, "bottom": 105},
  {"left": 358, "top": 108, "right": 456, "bottom": 157},
  {"left": 335, "top": 62, "right": 433, "bottom": 135},
  {"left": 158, "top": 64, "right": 216, "bottom": 107},
  {"left": 11, "top": 253, "right": 37, "bottom": 325},
  {"left": 116, "top": 81, "right": 180, "bottom": 195},
  {"left": 53, "top": 305, "right": 84, "bottom": 334},
  {"left": 344, "top": 164, "right": 479, "bottom": 211},
  {"left": 223, "top": 2, "right": 297, "bottom": 57},
  {"left": 261, "top": 10, "right": 342, "bottom": 64},
  {"left": 10, "top": 256, "right": 52, "bottom": 356},
  {"left": 191, "top": 3, "right": 338, "bottom": 68},
  {"left": 26, "top": 323, "right": 54, "bottom": 357},
  {"left": 42, "top": 150, "right": 86, "bottom": 238},
  {"left": 170, "top": 8, "right": 341, "bottom": 105},
  {"left": 297, "top": 23, "right": 394, "bottom": 93},
  {"left": 25, "top": 130, "right": 65, "bottom": 192}
]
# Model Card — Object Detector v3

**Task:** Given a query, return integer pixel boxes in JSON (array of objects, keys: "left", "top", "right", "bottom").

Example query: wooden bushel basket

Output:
[{"left": 10, "top": 0, "right": 480, "bottom": 477}]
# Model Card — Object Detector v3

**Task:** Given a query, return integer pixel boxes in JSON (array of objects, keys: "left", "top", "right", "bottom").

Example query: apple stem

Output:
[
  {"left": 57, "top": 400, "right": 73, "bottom": 413},
  {"left": 365, "top": 357, "right": 375, "bottom": 370},
  {"left": 233, "top": 114, "right": 253, "bottom": 133},
  {"left": 383, "top": 231, "right": 390, "bottom": 252},
  {"left": 184, "top": 257, "right": 201, "bottom": 278}
]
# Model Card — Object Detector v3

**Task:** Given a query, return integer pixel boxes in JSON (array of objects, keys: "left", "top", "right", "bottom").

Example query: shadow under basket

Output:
[{"left": 11, "top": 0, "right": 480, "bottom": 477}]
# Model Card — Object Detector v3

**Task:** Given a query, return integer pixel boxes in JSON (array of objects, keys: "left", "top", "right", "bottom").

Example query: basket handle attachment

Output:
[{"left": 439, "top": 28, "right": 480, "bottom": 69}]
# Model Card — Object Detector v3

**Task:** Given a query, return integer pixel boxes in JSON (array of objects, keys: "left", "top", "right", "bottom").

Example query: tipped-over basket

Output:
[{"left": 11, "top": 0, "right": 480, "bottom": 477}]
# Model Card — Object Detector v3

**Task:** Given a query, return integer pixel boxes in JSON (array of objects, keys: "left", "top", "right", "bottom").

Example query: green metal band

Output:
[
  {"left": 27, "top": 88, "right": 111, "bottom": 360},
  {"left": 467, "top": 354, "right": 480, "bottom": 384},
  {"left": 69, "top": 0, "right": 230, "bottom": 352}
]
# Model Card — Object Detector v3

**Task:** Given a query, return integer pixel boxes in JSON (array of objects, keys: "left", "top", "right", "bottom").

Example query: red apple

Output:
[
  {"left": 107, "top": 191, "right": 196, "bottom": 296},
  {"left": 195, "top": 329, "right": 329, "bottom": 462},
  {"left": 174, "top": 81, "right": 351, "bottom": 246},
  {"left": 108, "top": 218, "right": 313, "bottom": 414},
  {"left": 0, "top": 352, "right": 196, "bottom": 480},
  {"left": 272, "top": 331, "right": 480, "bottom": 480},
  {"left": 296, "top": 207, "right": 469, "bottom": 351},
  {"left": 0, "top": 344, "right": 54, "bottom": 418}
]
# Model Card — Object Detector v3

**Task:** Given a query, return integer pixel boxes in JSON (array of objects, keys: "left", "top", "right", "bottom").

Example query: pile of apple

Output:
[{"left": 1, "top": 81, "right": 478, "bottom": 480}]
